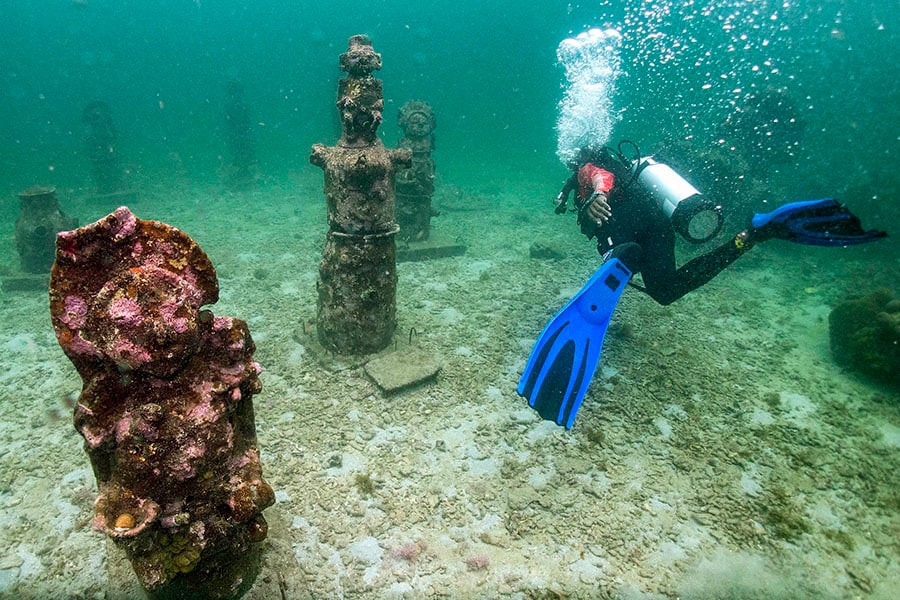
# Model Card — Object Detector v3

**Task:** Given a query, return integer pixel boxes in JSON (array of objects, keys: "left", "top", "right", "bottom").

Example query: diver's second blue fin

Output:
[
  {"left": 751, "top": 198, "right": 887, "bottom": 246},
  {"left": 517, "top": 258, "right": 631, "bottom": 429}
]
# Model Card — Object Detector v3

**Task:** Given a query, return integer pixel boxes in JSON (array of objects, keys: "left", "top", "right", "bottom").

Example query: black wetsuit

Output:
[{"left": 573, "top": 165, "right": 748, "bottom": 306}]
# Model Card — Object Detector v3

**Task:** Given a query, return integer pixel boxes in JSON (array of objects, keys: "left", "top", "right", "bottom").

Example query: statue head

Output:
[
  {"left": 339, "top": 35, "right": 382, "bottom": 77},
  {"left": 398, "top": 101, "right": 436, "bottom": 139},
  {"left": 336, "top": 36, "right": 385, "bottom": 146}
]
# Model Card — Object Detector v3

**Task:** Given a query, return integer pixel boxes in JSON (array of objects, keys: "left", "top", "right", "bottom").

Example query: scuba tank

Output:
[
  {"left": 556, "top": 141, "right": 724, "bottom": 244},
  {"left": 633, "top": 156, "right": 723, "bottom": 243}
]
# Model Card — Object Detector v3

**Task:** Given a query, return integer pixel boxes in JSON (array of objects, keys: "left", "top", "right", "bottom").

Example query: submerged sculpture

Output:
[
  {"left": 49, "top": 207, "right": 273, "bottom": 597},
  {"left": 223, "top": 79, "right": 258, "bottom": 191},
  {"left": 396, "top": 100, "right": 437, "bottom": 241},
  {"left": 83, "top": 100, "right": 122, "bottom": 194},
  {"left": 310, "top": 35, "right": 411, "bottom": 354},
  {"left": 14, "top": 186, "right": 77, "bottom": 273}
]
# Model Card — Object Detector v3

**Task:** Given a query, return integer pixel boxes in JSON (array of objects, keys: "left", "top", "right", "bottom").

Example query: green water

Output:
[{"left": 1, "top": 1, "right": 896, "bottom": 203}]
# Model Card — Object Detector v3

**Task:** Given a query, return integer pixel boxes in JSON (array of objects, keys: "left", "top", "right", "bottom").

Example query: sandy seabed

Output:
[{"left": 0, "top": 173, "right": 898, "bottom": 599}]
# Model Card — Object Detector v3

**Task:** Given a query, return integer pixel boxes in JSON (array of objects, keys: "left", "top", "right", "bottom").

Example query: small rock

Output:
[
  {"left": 529, "top": 242, "right": 565, "bottom": 260},
  {"left": 0, "top": 554, "right": 23, "bottom": 570},
  {"left": 479, "top": 531, "right": 509, "bottom": 547},
  {"left": 365, "top": 350, "right": 442, "bottom": 393}
]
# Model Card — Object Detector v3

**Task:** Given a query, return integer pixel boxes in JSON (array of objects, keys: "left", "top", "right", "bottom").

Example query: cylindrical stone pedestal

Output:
[{"left": 316, "top": 227, "right": 399, "bottom": 354}]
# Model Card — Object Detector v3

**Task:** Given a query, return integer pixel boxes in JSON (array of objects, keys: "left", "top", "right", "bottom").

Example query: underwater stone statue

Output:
[
  {"left": 83, "top": 100, "right": 122, "bottom": 194},
  {"left": 49, "top": 207, "right": 274, "bottom": 597},
  {"left": 223, "top": 79, "right": 258, "bottom": 191},
  {"left": 396, "top": 100, "right": 437, "bottom": 242},
  {"left": 14, "top": 186, "right": 77, "bottom": 274},
  {"left": 310, "top": 35, "right": 412, "bottom": 354}
]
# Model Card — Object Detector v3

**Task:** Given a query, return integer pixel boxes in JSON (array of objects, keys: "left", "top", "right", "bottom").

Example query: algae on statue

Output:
[
  {"left": 310, "top": 35, "right": 411, "bottom": 355},
  {"left": 49, "top": 207, "right": 274, "bottom": 598}
]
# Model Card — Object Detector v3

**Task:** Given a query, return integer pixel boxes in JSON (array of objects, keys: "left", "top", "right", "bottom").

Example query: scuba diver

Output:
[
  {"left": 551, "top": 140, "right": 844, "bottom": 306},
  {"left": 517, "top": 139, "right": 887, "bottom": 429}
]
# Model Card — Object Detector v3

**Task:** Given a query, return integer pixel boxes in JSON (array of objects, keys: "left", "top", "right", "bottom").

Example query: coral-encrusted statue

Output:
[
  {"left": 829, "top": 288, "right": 900, "bottom": 386},
  {"left": 49, "top": 207, "right": 274, "bottom": 597},
  {"left": 310, "top": 35, "right": 412, "bottom": 355},
  {"left": 396, "top": 100, "right": 437, "bottom": 241}
]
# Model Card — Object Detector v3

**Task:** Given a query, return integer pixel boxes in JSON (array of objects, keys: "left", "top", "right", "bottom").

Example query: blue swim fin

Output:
[
  {"left": 751, "top": 198, "right": 887, "bottom": 247},
  {"left": 517, "top": 258, "right": 631, "bottom": 429}
]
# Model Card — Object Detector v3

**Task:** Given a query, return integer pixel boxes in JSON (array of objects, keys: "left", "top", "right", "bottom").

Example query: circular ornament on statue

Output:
[{"left": 83, "top": 265, "right": 203, "bottom": 377}]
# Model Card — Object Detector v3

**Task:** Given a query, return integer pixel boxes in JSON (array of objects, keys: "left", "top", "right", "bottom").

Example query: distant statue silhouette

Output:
[
  {"left": 223, "top": 80, "right": 258, "bottom": 190},
  {"left": 82, "top": 100, "right": 121, "bottom": 194}
]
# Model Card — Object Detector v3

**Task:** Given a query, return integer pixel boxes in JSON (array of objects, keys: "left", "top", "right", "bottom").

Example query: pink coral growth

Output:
[
  {"left": 213, "top": 316, "right": 234, "bottom": 331},
  {"left": 62, "top": 295, "right": 89, "bottom": 328},
  {"left": 66, "top": 334, "right": 101, "bottom": 358},
  {"left": 391, "top": 540, "right": 427, "bottom": 562},
  {"left": 187, "top": 398, "right": 220, "bottom": 424},
  {"left": 114, "top": 415, "right": 134, "bottom": 444},
  {"left": 80, "top": 424, "right": 108, "bottom": 449},
  {"left": 110, "top": 338, "right": 152, "bottom": 369},
  {"left": 108, "top": 296, "right": 144, "bottom": 328},
  {"left": 109, "top": 207, "right": 137, "bottom": 241},
  {"left": 465, "top": 555, "right": 490, "bottom": 571},
  {"left": 227, "top": 449, "right": 253, "bottom": 471},
  {"left": 157, "top": 298, "right": 191, "bottom": 334}
]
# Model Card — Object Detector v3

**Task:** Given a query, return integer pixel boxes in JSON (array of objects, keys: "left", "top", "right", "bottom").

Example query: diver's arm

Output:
[
  {"left": 554, "top": 173, "right": 580, "bottom": 214},
  {"left": 577, "top": 163, "right": 615, "bottom": 225}
]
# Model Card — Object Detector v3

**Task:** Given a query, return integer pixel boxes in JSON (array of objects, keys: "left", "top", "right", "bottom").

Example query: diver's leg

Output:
[
  {"left": 608, "top": 231, "right": 750, "bottom": 306},
  {"left": 606, "top": 242, "right": 643, "bottom": 271},
  {"left": 646, "top": 235, "right": 749, "bottom": 305},
  {"left": 605, "top": 217, "right": 686, "bottom": 305},
  {"left": 607, "top": 242, "right": 682, "bottom": 305},
  {"left": 628, "top": 237, "right": 682, "bottom": 306}
]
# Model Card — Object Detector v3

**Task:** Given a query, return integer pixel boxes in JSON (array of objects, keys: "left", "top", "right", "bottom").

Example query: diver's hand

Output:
[{"left": 585, "top": 191, "right": 612, "bottom": 225}]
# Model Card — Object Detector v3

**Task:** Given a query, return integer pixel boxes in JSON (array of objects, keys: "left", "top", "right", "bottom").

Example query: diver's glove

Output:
[
  {"left": 734, "top": 223, "right": 770, "bottom": 250},
  {"left": 744, "top": 213, "right": 782, "bottom": 244},
  {"left": 736, "top": 203, "right": 794, "bottom": 248},
  {"left": 734, "top": 218, "right": 775, "bottom": 251},
  {"left": 554, "top": 190, "right": 570, "bottom": 214}
]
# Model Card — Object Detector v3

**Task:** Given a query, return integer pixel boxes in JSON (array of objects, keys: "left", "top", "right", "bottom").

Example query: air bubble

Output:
[{"left": 555, "top": 28, "right": 624, "bottom": 165}]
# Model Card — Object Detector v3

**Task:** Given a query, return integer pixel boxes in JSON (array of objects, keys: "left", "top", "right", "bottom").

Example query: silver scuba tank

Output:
[{"left": 634, "top": 157, "right": 724, "bottom": 243}]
